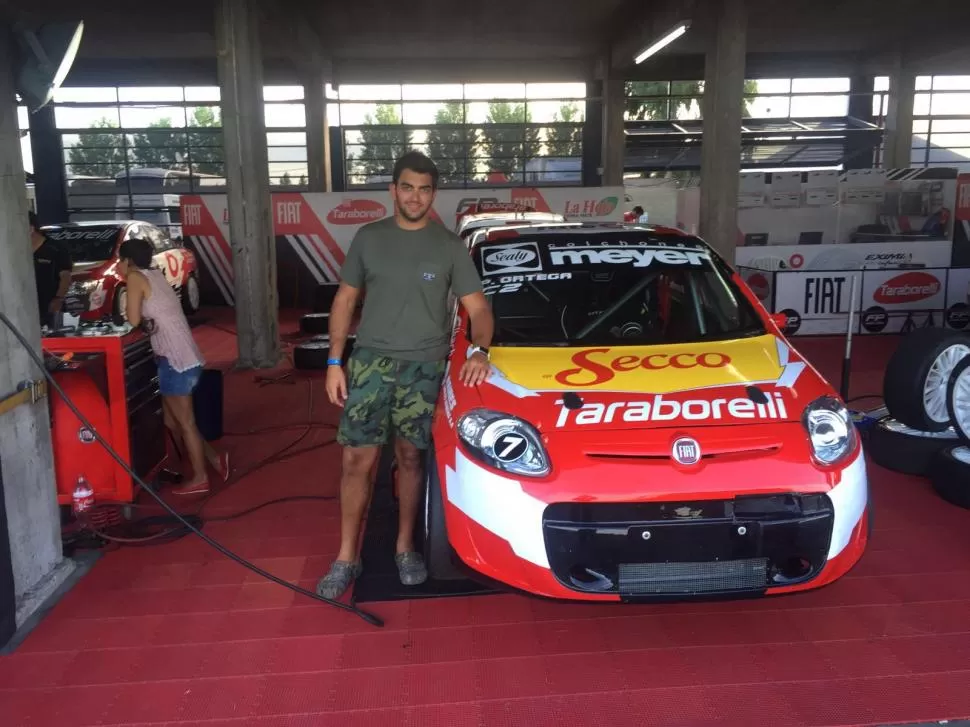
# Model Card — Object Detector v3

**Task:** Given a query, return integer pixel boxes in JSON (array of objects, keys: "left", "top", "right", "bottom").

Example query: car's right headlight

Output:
[
  {"left": 457, "top": 408, "right": 551, "bottom": 477},
  {"left": 802, "top": 395, "right": 857, "bottom": 466}
]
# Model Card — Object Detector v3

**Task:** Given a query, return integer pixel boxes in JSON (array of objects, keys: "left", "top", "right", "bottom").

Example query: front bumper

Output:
[
  {"left": 442, "top": 446, "right": 869, "bottom": 601},
  {"left": 543, "top": 495, "right": 832, "bottom": 599}
]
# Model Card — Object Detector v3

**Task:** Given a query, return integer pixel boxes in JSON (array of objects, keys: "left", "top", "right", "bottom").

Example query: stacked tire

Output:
[
  {"left": 293, "top": 283, "right": 352, "bottom": 371},
  {"left": 292, "top": 333, "right": 355, "bottom": 371},
  {"left": 869, "top": 328, "right": 970, "bottom": 508}
]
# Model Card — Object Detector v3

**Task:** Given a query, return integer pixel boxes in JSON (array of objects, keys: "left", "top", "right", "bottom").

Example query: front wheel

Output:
[
  {"left": 113, "top": 284, "right": 128, "bottom": 321},
  {"left": 181, "top": 274, "right": 201, "bottom": 315},
  {"left": 423, "top": 446, "right": 464, "bottom": 581}
]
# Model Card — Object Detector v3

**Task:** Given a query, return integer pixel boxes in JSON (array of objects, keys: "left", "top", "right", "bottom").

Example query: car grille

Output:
[
  {"left": 618, "top": 558, "right": 769, "bottom": 595},
  {"left": 541, "top": 494, "right": 834, "bottom": 599}
]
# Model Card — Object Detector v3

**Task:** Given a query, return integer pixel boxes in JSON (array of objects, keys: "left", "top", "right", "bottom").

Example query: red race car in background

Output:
[
  {"left": 418, "top": 223, "right": 870, "bottom": 602},
  {"left": 47, "top": 220, "right": 201, "bottom": 321}
]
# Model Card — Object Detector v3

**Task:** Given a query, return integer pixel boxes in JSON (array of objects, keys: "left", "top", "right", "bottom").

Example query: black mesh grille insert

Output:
[{"left": 618, "top": 558, "right": 769, "bottom": 595}]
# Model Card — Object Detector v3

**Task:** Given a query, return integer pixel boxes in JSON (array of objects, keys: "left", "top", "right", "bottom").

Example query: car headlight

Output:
[
  {"left": 68, "top": 280, "right": 99, "bottom": 295},
  {"left": 802, "top": 395, "right": 856, "bottom": 465},
  {"left": 457, "top": 408, "right": 550, "bottom": 477}
]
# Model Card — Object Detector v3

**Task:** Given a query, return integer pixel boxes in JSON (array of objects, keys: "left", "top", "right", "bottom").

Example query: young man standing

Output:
[
  {"left": 30, "top": 211, "right": 73, "bottom": 328},
  {"left": 318, "top": 151, "right": 494, "bottom": 599}
]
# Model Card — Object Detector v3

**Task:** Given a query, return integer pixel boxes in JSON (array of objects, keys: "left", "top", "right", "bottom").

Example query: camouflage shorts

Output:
[{"left": 336, "top": 347, "right": 447, "bottom": 449}]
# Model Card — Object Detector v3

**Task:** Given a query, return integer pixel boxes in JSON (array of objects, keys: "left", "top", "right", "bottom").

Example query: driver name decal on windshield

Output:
[
  {"left": 480, "top": 242, "right": 542, "bottom": 275},
  {"left": 554, "top": 391, "right": 789, "bottom": 427},
  {"left": 555, "top": 348, "right": 731, "bottom": 387},
  {"left": 483, "top": 271, "right": 572, "bottom": 296},
  {"left": 549, "top": 244, "right": 709, "bottom": 268}
]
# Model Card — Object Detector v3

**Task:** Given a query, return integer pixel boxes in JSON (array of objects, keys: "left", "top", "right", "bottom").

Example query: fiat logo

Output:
[{"left": 672, "top": 437, "right": 701, "bottom": 466}]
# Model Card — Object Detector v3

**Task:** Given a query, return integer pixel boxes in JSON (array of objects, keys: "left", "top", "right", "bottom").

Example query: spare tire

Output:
[
  {"left": 928, "top": 446, "right": 970, "bottom": 508},
  {"left": 882, "top": 328, "right": 970, "bottom": 431},
  {"left": 946, "top": 355, "right": 970, "bottom": 446},
  {"left": 292, "top": 340, "right": 331, "bottom": 370},
  {"left": 866, "top": 416, "right": 959, "bottom": 476},
  {"left": 292, "top": 335, "right": 355, "bottom": 370},
  {"left": 299, "top": 312, "right": 330, "bottom": 336}
]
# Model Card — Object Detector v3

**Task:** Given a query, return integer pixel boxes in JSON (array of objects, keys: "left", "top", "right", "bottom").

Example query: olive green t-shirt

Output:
[{"left": 339, "top": 216, "right": 483, "bottom": 362}]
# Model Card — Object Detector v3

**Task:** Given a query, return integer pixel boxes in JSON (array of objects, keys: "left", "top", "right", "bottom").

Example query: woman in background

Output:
[{"left": 118, "top": 238, "right": 228, "bottom": 495}]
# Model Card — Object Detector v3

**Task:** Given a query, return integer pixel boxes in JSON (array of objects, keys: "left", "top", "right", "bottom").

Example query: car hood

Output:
[
  {"left": 71, "top": 261, "right": 109, "bottom": 278},
  {"left": 481, "top": 333, "right": 824, "bottom": 432}
]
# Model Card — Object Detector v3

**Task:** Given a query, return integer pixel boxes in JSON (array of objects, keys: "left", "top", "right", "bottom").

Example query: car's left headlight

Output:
[
  {"left": 802, "top": 395, "right": 857, "bottom": 466},
  {"left": 457, "top": 408, "right": 551, "bottom": 477}
]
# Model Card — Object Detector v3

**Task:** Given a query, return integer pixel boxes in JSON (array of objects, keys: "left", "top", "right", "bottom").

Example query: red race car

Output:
[
  {"left": 48, "top": 220, "right": 201, "bottom": 321},
  {"left": 421, "top": 223, "right": 870, "bottom": 601}
]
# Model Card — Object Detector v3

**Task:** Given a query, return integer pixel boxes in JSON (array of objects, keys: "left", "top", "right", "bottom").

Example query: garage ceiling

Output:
[{"left": 12, "top": 0, "right": 970, "bottom": 84}]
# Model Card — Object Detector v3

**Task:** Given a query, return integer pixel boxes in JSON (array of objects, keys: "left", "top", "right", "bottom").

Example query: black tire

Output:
[
  {"left": 928, "top": 446, "right": 970, "bottom": 508},
  {"left": 314, "top": 283, "right": 339, "bottom": 313},
  {"left": 883, "top": 328, "right": 970, "bottom": 431},
  {"left": 377, "top": 443, "right": 396, "bottom": 489},
  {"left": 292, "top": 336, "right": 355, "bottom": 370},
  {"left": 866, "top": 416, "right": 959, "bottom": 476},
  {"left": 113, "top": 284, "right": 128, "bottom": 321},
  {"left": 423, "top": 446, "right": 464, "bottom": 581},
  {"left": 292, "top": 340, "right": 331, "bottom": 370},
  {"left": 299, "top": 312, "right": 329, "bottom": 336},
  {"left": 945, "top": 355, "right": 970, "bottom": 446},
  {"left": 180, "top": 274, "right": 201, "bottom": 316}
]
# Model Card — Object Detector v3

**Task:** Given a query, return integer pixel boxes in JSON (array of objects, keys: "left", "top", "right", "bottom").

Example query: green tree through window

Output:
[
  {"left": 480, "top": 101, "right": 540, "bottom": 180},
  {"left": 355, "top": 103, "right": 413, "bottom": 180},
  {"left": 425, "top": 101, "right": 477, "bottom": 185},
  {"left": 66, "top": 106, "right": 224, "bottom": 178}
]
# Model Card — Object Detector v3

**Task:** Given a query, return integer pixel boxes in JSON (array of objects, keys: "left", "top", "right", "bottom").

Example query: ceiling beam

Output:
[{"left": 259, "top": 0, "right": 333, "bottom": 79}]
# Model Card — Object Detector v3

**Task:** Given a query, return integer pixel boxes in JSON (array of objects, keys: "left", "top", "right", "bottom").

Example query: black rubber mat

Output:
[{"left": 351, "top": 477, "right": 497, "bottom": 604}]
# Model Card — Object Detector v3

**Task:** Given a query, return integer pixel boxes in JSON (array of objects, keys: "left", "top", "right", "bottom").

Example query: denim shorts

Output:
[{"left": 156, "top": 357, "right": 203, "bottom": 396}]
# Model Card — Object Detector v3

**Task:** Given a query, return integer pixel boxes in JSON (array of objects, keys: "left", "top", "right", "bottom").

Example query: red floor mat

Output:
[{"left": 2, "top": 315, "right": 969, "bottom": 727}]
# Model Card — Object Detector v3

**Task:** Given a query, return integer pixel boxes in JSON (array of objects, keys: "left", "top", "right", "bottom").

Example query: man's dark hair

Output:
[
  {"left": 633, "top": 206, "right": 644, "bottom": 216},
  {"left": 28, "top": 210, "right": 39, "bottom": 229},
  {"left": 392, "top": 150, "right": 439, "bottom": 189},
  {"left": 118, "top": 238, "right": 154, "bottom": 269}
]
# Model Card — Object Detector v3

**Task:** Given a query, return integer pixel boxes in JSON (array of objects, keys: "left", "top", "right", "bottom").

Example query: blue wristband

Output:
[{"left": 327, "top": 358, "right": 342, "bottom": 366}]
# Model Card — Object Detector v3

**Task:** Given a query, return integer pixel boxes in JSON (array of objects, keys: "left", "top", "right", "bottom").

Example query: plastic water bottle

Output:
[{"left": 72, "top": 476, "right": 94, "bottom": 515}]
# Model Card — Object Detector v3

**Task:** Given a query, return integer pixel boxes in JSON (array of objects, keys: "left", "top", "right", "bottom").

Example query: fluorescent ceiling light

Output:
[{"left": 634, "top": 21, "right": 690, "bottom": 64}]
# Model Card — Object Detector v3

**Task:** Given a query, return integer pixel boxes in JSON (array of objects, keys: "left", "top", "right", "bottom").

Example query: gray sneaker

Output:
[
  {"left": 395, "top": 551, "right": 428, "bottom": 586},
  {"left": 315, "top": 560, "right": 362, "bottom": 599}
]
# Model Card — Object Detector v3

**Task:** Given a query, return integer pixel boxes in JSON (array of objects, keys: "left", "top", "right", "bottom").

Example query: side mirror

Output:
[{"left": 769, "top": 312, "right": 788, "bottom": 329}]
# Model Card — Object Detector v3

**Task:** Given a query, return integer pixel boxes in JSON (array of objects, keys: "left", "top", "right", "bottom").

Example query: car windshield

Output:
[
  {"left": 474, "top": 233, "right": 765, "bottom": 346},
  {"left": 42, "top": 226, "right": 120, "bottom": 263}
]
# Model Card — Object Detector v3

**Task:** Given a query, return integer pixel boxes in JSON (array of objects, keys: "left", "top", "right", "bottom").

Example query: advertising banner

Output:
[
  {"left": 773, "top": 271, "right": 865, "bottom": 336},
  {"left": 943, "top": 266, "right": 970, "bottom": 331},
  {"left": 856, "top": 268, "right": 947, "bottom": 335},
  {"left": 735, "top": 239, "right": 953, "bottom": 272},
  {"left": 768, "top": 265, "right": 970, "bottom": 336},
  {"left": 180, "top": 187, "right": 624, "bottom": 307}
]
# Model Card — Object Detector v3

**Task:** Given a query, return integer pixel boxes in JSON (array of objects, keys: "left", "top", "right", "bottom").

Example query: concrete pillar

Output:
[
  {"left": 884, "top": 64, "right": 916, "bottom": 169},
  {"left": 698, "top": 0, "right": 747, "bottom": 262},
  {"left": 845, "top": 75, "right": 876, "bottom": 169},
  {"left": 305, "top": 67, "right": 332, "bottom": 192},
  {"left": 583, "top": 79, "right": 604, "bottom": 187},
  {"left": 601, "top": 78, "right": 626, "bottom": 187},
  {"left": 0, "top": 28, "right": 75, "bottom": 635},
  {"left": 215, "top": 0, "right": 280, "bottom": 368},
  {"left": 28, "top": 104, "right": 69, "bottom": 224}
]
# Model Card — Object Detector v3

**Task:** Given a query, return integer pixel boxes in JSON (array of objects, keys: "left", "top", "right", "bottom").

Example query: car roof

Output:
[
  {"left": 457, "top": 211, "right": 565, "bottom": 234},
  {"left": 41, "top": 220, "right": 133, "bottom": 229},
  {"left": 470, "top": 222, "right": 707, "bottom": 252}
]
